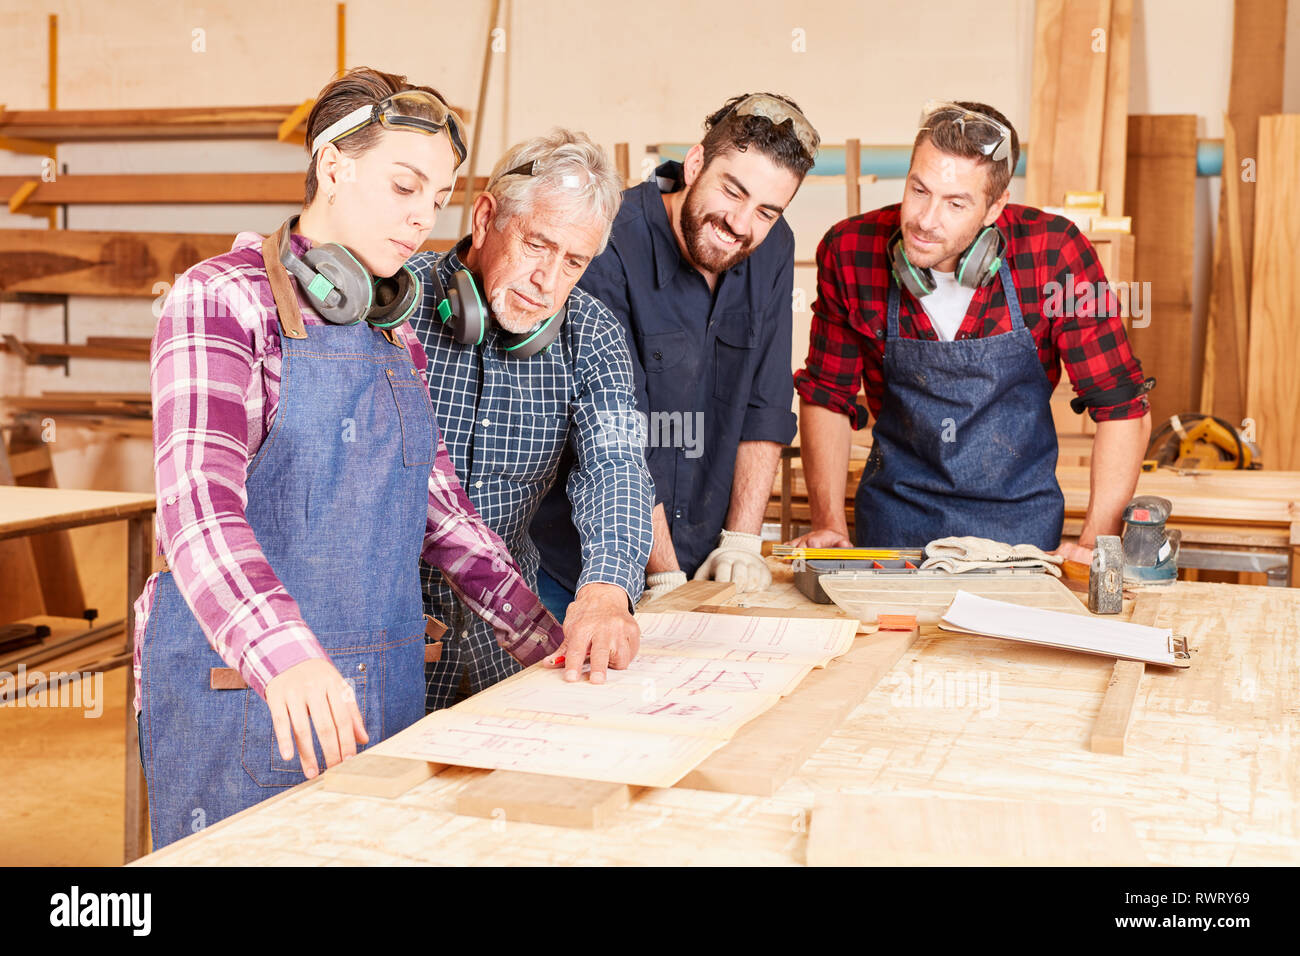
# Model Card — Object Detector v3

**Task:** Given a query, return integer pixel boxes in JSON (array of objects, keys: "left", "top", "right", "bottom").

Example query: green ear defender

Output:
[
  {"left": 277, "top": 216, "right": 420, "bottom": 329},
  {"left": 427, "top": 255, "right": 564, "bottom": 359},
  {"left": 888, "top": 226, "right": 1006, "bottom": 298}
]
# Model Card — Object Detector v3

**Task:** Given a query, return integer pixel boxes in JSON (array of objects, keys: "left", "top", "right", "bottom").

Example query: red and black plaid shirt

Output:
[{"left": 794, "top": 203, "right": 1149, "bottom": 428}]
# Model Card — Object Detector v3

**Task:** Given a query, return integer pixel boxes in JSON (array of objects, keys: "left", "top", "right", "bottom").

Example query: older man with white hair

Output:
[{"left": 406, "top": 129, "right": 652, "bottom": 709}]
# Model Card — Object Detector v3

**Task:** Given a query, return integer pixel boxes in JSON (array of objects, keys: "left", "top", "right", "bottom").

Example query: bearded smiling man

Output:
[{"left": 531, "top": 93, "right": 821, "bottom": 611}]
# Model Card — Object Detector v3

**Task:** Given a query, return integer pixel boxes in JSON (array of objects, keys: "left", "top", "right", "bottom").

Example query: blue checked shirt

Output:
[{"left": 407, "top": 241, "right": 653, "bottom": 709}]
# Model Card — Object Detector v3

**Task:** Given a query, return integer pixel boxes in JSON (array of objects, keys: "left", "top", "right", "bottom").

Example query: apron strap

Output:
[
  {"left": 999, "top": 259, "right": 1027, "bottom": 333},
  {"left": 260, "top": 223, "right": 308, "bottom": 340}
]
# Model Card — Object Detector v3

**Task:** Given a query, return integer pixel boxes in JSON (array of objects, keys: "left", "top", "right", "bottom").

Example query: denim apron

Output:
[
  {"left": 139, "top": 239, "right": 431, "bottom": 850},
  {"left": 854, "top": 261, "right": 1064, "bottom": 550}
]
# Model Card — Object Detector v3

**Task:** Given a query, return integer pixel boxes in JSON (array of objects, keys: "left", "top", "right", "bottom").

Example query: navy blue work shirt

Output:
[{"left": 531, "top": 160, "right": 797, "bottom": 585}]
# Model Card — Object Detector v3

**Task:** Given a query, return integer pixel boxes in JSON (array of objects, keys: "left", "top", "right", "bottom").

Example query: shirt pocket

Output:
[
  {"left": 386, "top": 367, "right": 437, "bottom": 467},
  {"left": 640, "top": 330, "right": 687, "bottom": 374},
  {"left": 712, "top": 311, "right": 758, "bottom": 404}
]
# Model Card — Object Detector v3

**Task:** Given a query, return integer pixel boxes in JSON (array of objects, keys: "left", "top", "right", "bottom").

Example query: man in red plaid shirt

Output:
[{"left": 791, "top": 101, "right": 1152, "bottom": 562}]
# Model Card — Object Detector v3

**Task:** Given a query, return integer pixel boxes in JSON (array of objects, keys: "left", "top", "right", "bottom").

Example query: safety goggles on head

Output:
[
  {"left": 310, "top": 90, "right": 468, "bottom": 168},
  {"left": 917, "top": 100, "right": 1013, "bottom": 176},
  {"left": 729, "top": 93, "right": 821, "bottom": 161}
]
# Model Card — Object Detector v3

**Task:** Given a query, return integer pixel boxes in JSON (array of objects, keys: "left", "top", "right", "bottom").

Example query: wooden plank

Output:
[
  {"left": 1048, "top": 0, "right": 1112, "bottom": 203},
  {"left": 320, "top": 753, "right": 439, "bottom": 799},
  {"left": 455, "top": 770, "right": 635, "bottom": 828},
  {"left": 1208, "top": 0, "right": 1289, "bottom": 423},
  {"left": 637, "top": 579, "right": 736, "bottom": 612},
  {"left": 1026, "top": 0, "right": 1066, "bottom": 206},
  {"left": 0, "top": 172, "right": 490, "bottom": 208},
  {"left": 0, "top": 228, "right": 455, "bottom": 297},
  {"left": 1089, "top": 593, "right": 1161, "bottom": 754},
  {"left": 675, "top": 626, "right": 917, "bottom": 796},
  {"left": 1098, "top": 0, "right": 1132, "bottom": 215},
  {"left": 844, "top": 138, "right": 860, "bottom": 217},
  {"left": 1124, "top": 115, "right": 1198, "bottom": 425},
  {"left": 1246, "top": 115, "right": 1300, "bottom": 471},
  {"left": 806, "top": 793, "right": 1146, "bottom": 865},
  {"left": 0, "top": 103, "right": 470, "bottom": 143}
]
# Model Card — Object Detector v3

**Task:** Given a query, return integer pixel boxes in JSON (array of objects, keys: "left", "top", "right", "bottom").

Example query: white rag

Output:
[{"left": 920, "top": 536, "right": 1064, "bottom": 577}]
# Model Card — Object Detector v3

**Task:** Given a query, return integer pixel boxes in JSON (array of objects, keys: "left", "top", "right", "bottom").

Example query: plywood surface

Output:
[{"left": 133, "top": 575, "right": 1300, "bottom": 866}]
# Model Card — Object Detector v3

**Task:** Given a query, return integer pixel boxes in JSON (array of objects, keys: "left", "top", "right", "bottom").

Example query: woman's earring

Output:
[{"left": 328, "top": 191, "right": 336, "bottom": 206}]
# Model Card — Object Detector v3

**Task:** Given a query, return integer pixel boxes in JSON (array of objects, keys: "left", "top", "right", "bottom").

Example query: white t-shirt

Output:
[{"left": 919, "top": 268, "right": 976, "bottom": 341}]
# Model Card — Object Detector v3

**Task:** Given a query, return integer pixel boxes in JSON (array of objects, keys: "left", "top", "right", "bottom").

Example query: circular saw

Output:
[{"left": 1146, "top": 413, "right": 1261, "bottom": 470}]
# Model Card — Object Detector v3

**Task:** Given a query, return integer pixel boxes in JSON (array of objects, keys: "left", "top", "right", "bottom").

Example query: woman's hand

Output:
[{"left": 264, "top": 657, "right": 369, "bottom": 778}]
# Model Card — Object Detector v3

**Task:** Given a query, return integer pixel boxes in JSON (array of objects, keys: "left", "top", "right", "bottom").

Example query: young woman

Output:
[{"left": 133, "top": 67, "right": 564, "bottom": 850}]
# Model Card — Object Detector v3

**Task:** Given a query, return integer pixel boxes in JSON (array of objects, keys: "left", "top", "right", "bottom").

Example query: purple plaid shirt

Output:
[{"left": 132, "top": 230, "right": 563, "bottom": 714}]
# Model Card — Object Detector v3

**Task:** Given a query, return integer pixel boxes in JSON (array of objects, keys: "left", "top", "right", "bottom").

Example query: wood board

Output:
[
  {"left": 806, "top": 793, "right": 1146, "bottom": 865},
  {"left": 1124, "top": 114, "right": 1198, "bottom": 425},
  {"left": 0, "top": 229, "right": 454, "bottom": 297},
  {"left": 1206, "top": 0, "right": 1289, "bottom": 422},
  {"left": 455, "top": 771, "right": 636, "bottom": 829},
  {"left": 1089, "top": 593, "right": 1161, "bottom": 754},
  {"left": 1245, "top": 114, "right": 1300, "bottom": 471},
  {"left": 820, "top": 571, "right": 1087, "bottom": 625}
]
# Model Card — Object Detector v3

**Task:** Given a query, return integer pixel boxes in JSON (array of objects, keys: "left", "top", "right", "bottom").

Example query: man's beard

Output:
[{"left": 680, "top": 188, "right": 754, "bottom": 274}]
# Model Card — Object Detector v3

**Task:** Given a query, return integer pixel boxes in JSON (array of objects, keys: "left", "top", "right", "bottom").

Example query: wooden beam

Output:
[
  {"left": 0, "top": 229, "right": 454, "bottom": 297},
  {"left": 459, "top": 0, "right": 503, "bottom": 237},
  {"left": 676, "top": 627, "right": 917, "bottom": 796},
  {"left": 1089, "top": 593, "right": 1161, "bottom": 755},
  {"left": 1048, "top": 0, "right": 1111, "bottom": 203},
  {"left": 1246, "top": 115, "right": 1300, "bottom": 471},
  {"left": 320, "top": 752, "right": 440, "bottom": 799},
  {"left": 456, "top": 771, "right": 635, "bottom": 828},
  {"left": 1026, "top": 0, "right": 1066, "bottom": 206},
  {"left": 1098, "top": 0, "right": 1132, "bottom": 215},
  {"left": 844, "top": 138, "right": 861, "bottom": 217},
  {"left": 1124, "top": 115, "right": 1198, "bottom": 425},
  {"left": 0, "top": 172, "right": 490, "bottom": 210},
  {"left": 1207, "top": 0, "right": 1288, "bottom": 423}
]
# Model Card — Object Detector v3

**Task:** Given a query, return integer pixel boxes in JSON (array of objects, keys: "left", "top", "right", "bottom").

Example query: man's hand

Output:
[
  {"left": 544, "top": 582, "right": 640, "bottom": 684},
  {"left": 264, "top": 656, "right": 368, "bottom": 779},
  {"left": 784, "top": 527, "right": 853, "bottom": 549},
  {"left": 693, "top": 529, "right": 772, "bottom": 593}
]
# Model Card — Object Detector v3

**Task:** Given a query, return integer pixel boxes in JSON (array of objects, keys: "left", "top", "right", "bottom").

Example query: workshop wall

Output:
[{"left": 1, "top": 0, "right": 1298, "bottom": 495}]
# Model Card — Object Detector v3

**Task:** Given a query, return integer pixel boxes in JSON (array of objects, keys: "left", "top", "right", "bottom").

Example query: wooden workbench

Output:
[
  {"left": 0, "top": 486, "right": 156, "bottom": 864},
  {"left": 131, "top": 566, "right": 1299, "bottom": 866},
  {"left": 772, "top": 461, "right": 1300, "bottom": 585}
]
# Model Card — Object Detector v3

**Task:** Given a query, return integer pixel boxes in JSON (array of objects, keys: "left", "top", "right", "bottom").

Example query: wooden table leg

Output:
[{"left": 123, "top": 514, "right": 152, "bottom": 863}]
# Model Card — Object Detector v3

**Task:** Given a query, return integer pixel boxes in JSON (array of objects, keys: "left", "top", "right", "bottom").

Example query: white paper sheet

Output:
[{"left": 938, "top": 590, "right": 1187, "bottom": 666}]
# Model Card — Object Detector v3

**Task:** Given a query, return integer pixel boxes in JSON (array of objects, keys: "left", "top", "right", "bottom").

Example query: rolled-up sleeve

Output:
[{"left": 793, "top": 225, "right": 872, "bottom": 429}]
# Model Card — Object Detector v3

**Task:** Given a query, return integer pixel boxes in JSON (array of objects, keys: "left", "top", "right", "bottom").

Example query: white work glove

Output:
[
  {"left": 644, "top": 570, "right": 687, "bottom": 603},
  {"left": 692, "top": 529, "right": 772, "bottom": 593}
]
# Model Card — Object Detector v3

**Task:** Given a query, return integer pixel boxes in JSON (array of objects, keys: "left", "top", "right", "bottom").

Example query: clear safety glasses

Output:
[
  {"left": 311, "top": 90, "right": 468, "bottom": 167},
  {"left": 917, "top": 100, "right": 1013, "bottom": 176}
]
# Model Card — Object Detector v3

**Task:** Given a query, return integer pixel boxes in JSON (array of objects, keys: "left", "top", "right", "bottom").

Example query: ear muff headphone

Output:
[
  {"left": 426, "top": 255, "right": 565, "bottom": 359},
  {"left": 888, "top": 226, "right": 1006, "bottom": 298},
  {"left": 277, "top": 216, "right": 420, "bottom": 330}
]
